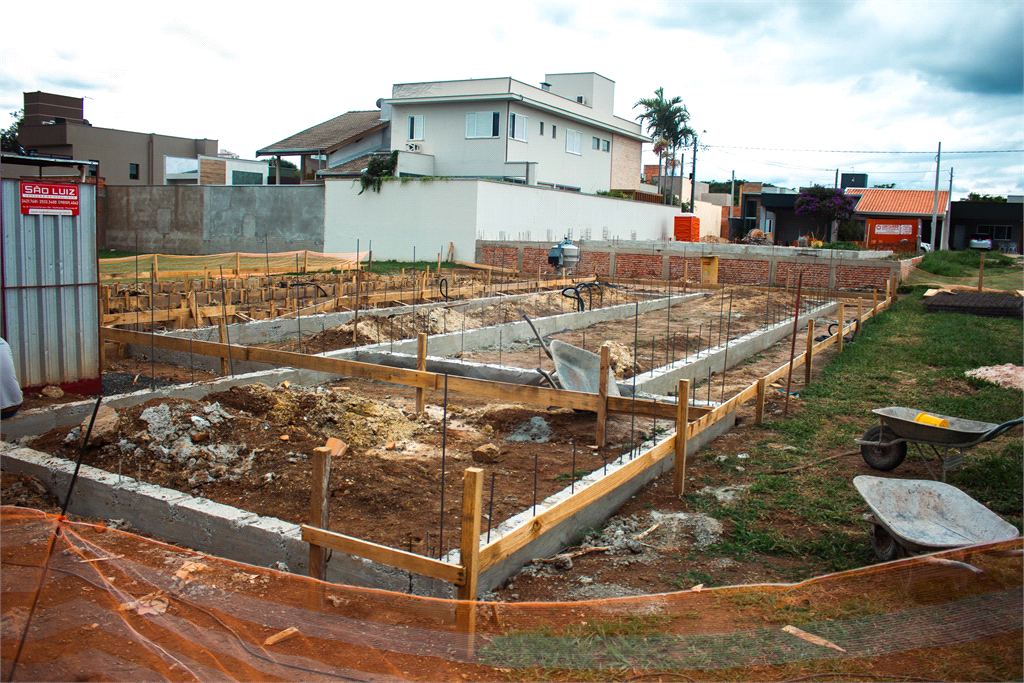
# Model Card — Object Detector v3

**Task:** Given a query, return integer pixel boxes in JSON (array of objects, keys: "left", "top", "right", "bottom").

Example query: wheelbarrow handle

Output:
[{"left": 979, "top": 418, "right": 1024, "bottom": 444}]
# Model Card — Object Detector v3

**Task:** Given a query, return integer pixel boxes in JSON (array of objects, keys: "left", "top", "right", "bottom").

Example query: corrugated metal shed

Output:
[{"left": 1, "top": 179, "right": 100, "bottom": 394}]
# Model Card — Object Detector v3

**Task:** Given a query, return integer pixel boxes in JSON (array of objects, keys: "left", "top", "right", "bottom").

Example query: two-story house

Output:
[{"left": 380, "top": 72, "right": 648, "bottom": 194}]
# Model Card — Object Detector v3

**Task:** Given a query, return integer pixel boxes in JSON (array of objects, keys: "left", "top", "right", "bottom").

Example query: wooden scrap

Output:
[
  {"left": 782, "top": 624, "right": 846, "bottom": 652},
  {"left": 634, "top": 522, "right": 661, "bottom": 540},
  {"left": 263, "top": 626, "right": 300, "bottom": 646},
  {"left": 690, "top": 584, "right": 704, "bottom": 592}
]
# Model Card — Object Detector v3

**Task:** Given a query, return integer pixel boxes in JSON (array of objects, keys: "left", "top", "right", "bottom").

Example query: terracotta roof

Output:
[
  {"left": 845, "top": 188, "right": 949, "bottom": 216},
  {"left": 257, "top": 111, "right": 387, "bottom": 155}
]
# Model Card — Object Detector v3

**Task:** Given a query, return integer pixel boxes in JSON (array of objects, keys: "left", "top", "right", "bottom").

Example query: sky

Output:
[{"left": 2, "top": 0, "right": 1022, "bottom": 198}]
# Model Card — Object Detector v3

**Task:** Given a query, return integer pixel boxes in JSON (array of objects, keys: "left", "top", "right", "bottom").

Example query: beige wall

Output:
[{"left": 610, "top": 133, "right": 641, "bottom": 191}]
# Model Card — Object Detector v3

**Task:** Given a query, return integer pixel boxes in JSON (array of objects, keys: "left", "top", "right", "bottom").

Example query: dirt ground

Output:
[{"left": 24, "top": 376, "right": 666, "bottom": 558}]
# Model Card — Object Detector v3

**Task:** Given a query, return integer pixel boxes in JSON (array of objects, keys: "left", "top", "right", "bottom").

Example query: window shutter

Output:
[{"left": 492, "top": 111, "right": 499, "bottom": 137}]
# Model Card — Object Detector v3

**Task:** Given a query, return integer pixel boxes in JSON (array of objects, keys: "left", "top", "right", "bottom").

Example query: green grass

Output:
[
  {"left": 364, "top": 259, "right": 460, "bottom": 275},
  {"left": 554, "top": 470, "right": 592, "bottom": 482},
  {"left": 691, "top": 292, "right": 1023, "bottom": 579},
  {"left": 917, "top": 249, "right": 1018, "bottom": 277},
  {"left": 99, "top": 249, "right": 140, "bottom": 259}
]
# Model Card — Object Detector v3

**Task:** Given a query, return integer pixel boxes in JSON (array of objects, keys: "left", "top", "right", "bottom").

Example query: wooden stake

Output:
[
  {"left": 978, "top": 252, "right": 984, "bottom": 291},
  {"left": 456, "top": 467, "right": 484, "bottom": 651},
  {"left": 857, "top": 296, "right": 863, "bottom": 325},
  {"left": 303, "top": 250, "right": 309, "bottom": 274},
  {"left": 754, "top": 377, "right": 767, "bottom": 425},
  {"left": 596, "top": 344, "right": 610, "bottom": 448},
  {"left": 837, "top": 303, "right": 845, "bottom": 354},
  {"left": 217, "top": 317, "right": 229, "bottom": 376},
  {"left": 872, "top": 288, "right": 878, "bottom": 317},
  {"left": 153, "top": 254, "right": 160, "bottom": 282},
  {"left": 683, "top": 260, "right": 688, "bottom": 292},
  {"left": 308, "top": 445, "right": 332, "bottom": 583},
  {"left": 804, "top": 318, "right": 815, "bottom": 386},
  {"left": 437, "top": 253, "right": 442, "bottom": 271},
  {"left": 673, "top": 379, "right": 690, "bottom": 495},
  {"left": 415, "top": 333, "right": 427, "bottom": 414}
]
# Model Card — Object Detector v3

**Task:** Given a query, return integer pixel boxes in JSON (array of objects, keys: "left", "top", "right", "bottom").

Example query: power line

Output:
[{"left": 704, "top": 145, "right": 1023, "bottom": 154}]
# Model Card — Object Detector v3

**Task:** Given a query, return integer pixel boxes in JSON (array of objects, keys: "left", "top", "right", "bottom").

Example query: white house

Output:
[{"left": 381, "top": 72, "right": 649, "bottom": 194}]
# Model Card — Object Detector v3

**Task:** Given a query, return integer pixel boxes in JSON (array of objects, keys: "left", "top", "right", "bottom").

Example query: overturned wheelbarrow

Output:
[{"left": 853, "top": 475, "right": 1019, "bottom": 561}]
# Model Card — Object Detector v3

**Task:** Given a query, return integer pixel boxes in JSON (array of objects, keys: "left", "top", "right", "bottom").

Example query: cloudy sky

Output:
[{"left": 2, "top": 0, "right": 1021, "bottom": 197}]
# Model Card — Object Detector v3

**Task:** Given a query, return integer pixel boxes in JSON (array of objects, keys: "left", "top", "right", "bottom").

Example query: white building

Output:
[
  {"left": 164, "top": 154, "right": 269, "bottom": 185},
  {"left": 381, "top": 72, "right": 648, "bottom": 194}
]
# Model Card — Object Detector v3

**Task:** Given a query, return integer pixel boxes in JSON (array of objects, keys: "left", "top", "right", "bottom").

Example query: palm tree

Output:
[
  {"left": 635, "top": 87, "right": 683, "bottom": 203},
  {"left": 667, "top": 107, "right": 695, "bottom": 206}
]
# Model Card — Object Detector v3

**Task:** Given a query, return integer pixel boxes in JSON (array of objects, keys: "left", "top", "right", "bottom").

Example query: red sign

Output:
[
  {"left": 867, "top": 218, "right": 919, "bottom": 250},
  {"left": 19, "top": 181, "right": 80, "bottom": 216}
]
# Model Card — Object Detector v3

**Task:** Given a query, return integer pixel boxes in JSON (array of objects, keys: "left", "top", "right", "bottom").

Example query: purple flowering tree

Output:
[{"left": 794, "top": 186, "right": 857, "bottom": 241}]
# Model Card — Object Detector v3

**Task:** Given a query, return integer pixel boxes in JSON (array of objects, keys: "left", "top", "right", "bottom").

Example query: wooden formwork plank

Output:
[{"left": 301, "top": 525, "right": 465, "bottom": 585}]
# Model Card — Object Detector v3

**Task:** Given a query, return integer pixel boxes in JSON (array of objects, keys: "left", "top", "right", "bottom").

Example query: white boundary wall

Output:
[{"left": 323, "top": 178, "right": 683, "bottom": 262}]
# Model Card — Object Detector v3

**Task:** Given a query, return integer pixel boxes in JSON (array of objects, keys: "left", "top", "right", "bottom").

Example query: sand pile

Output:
[{"left": 965, "top": 364, "right": 1024, "bottom": 391}]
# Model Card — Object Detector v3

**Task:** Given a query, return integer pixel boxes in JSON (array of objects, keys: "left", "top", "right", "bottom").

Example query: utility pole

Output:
[
  {"left": 689, "top": 130, "right": 704, "bottom": 210},
  {"left": 834, "top": 169, "right": 839, "bottom": 188},
  {"left": 729, "top": 170, "right": 735, "bottom": 219},
  {"left": 929, "top": 142, "right": 942, "bottom": 251},
  {"left": 940, "top": 167, "right": 953, "bottom": 251}
]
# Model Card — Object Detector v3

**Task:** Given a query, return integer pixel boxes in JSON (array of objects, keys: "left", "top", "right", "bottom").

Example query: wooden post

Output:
[
  {"left": 303, "top": 250, "right": 309, "bottom": 274},
  {"left": 153, "top": 254, "right": 160, "bottom": 282},
  {"left": 857, "top": 296, "right": 863, "bottom": 325},
  {"left": 804, "top": 318, "right": 815, "bottom": 386},
  {"left": 368, "top": 250, "right": 373, "bottom": 270},
  {"left": 308, "top": 445, "right": 332, "bottom": 582},
  {"left": 456, "top": 467, "right": 484, "bottom": 650},
  {"left": 872, "top": 288, "right": 878, "bottom": 317},
  {"left": 486, "top": 268, "right": 492, "bottom": 288},
  {"left": 754, "top": 377, "right": 767, "bottom": 425},
  {"left": 236, "top": 252, "right": 241, "bottom": 277},
  {"left": 437, "top": 252, "right": 442, "bottom": 271},
  {"left": 837, "top": 302, "right": 845, "bottom": 354},
  {"left": 596, "top": 344, "right": 610, "bottom": 448},
  {"left": 217, "top": 317, "right": 229, "bottom": 376},
  {"left": 673, "top": 379, "right": 690, "bottom": 496},
  {"left": 978, "top": 252, "right": 985, "bottom": 291},
  {"left": 683, "top": 260, "right": 688, "bottom": 292},
  {"left": 415, "top": 333, "right": 427, "bottom": 414}
]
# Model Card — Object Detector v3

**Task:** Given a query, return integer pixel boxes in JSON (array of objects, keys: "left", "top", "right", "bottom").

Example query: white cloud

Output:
[{"left": 1, "top": 0, "right": 1020, "bottom": 196}]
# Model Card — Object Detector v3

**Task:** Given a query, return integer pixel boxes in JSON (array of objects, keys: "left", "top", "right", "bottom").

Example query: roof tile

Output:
[
  {"left": 258, "top": 111, "right": 387, "bottom": 155},
  {"left": 846, "top": 188, "right": 949, "bottom": 216}
]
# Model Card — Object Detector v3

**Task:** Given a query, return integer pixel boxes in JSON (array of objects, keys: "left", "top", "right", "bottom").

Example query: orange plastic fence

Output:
[{"left": 1, "top": 507, "right": 1020, "bottom": 681}]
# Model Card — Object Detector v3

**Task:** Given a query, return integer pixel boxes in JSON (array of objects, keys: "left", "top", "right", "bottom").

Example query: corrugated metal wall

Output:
[{"left": 1, "top": 179, "right": 100, "bottom": 393}]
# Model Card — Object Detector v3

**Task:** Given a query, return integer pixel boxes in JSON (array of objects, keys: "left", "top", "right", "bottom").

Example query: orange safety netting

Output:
[
  {"left": 1, "top": 507, "right": 1020, "bottom": 681},
  {"left": 99, "top": 251, "right": 367, "bottom": 278}
]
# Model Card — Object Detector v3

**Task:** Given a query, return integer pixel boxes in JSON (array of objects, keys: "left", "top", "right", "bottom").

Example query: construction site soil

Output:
[{"left": 26, "top": 378, "right": 665, "bottom": 557}]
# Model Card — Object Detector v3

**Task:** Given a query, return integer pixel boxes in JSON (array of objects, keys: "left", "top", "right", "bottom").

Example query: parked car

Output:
[{"left": 969, "top": 237, "right": 993, "bottom": 250}]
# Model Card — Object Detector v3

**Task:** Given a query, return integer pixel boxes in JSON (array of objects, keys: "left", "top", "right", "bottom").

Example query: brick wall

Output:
[
  {"left": 668, "top": 256, "right": 701, "bottom": 280},
  {"left": 613, "top": 252, "right": 662, "bottom": 278},
  {"left": 720, "top": 258, "right": 770, "bottom": 285},
  {"left": 775, "top": 262, "right": 830, "bottom": 288},
  {"left": 479, "top": 245, "right": 518, "bottom": 269},
  {"left": 836, "top": 265, "right": 892, "bottom": 290},
  {"left": 610, "top": 134, "right": 642, "bottom": 192},
  {"left": 578, "top": 250, "right": 611, "bottom": 276}
]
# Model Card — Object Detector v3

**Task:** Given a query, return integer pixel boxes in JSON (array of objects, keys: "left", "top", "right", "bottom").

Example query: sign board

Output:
[
  {"left": 867, "top": 218, "right": 919, "bottom": 251},
  {"left": 19, "top": 181, "right": 80, "bottom": 216}
]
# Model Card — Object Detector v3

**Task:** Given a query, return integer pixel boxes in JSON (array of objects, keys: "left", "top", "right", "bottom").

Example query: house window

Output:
[
  {"left": 602, "top": 139, "right": 610, "bottom": 152},
  {"left": 408, "top": 115, "right": 424, "bottom": 141},
  {"left": 466, "top": 111, "right": 499, "bottom": 138},
  {"left": 565, "top": 129, "right": 582, "bottom": 155},
  {"left": 509, "top": 112, "right": 528, "bottom": 142},
  {"left": 592, "top": 137, "right": 600, "bottom": 150},
  {"left": 551, "top": 125, "right": 556, "bottom": 139},
  {"left": 539, "top": 121, "right": 544, "bottom": 136},
  {"left": 994, "top": 226, "right": 1012, "bottom": 240},
  {"left": 129, "top": 163, "right": 140, "bottom": 180}
]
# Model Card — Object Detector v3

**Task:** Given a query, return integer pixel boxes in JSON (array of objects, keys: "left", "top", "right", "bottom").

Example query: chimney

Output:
[{"left": 540, "top": 82, "right": 551, "bottom": 92}]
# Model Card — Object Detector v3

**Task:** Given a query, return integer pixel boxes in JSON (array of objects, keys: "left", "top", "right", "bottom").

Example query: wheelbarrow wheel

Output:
[
  {"left": 870, "top": 523, "right": 906, "bottom": 562},
  {"left": 860, "top": 425, "right": 907, "bottom": 471}
]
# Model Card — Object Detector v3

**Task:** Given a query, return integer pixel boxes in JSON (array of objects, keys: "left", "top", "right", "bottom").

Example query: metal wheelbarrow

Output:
[
  {"left": 854, "top": 475, "right": 1020, "bottom": 561},
  {"left": 855, "top": 407, "right": 1023, "bottom": 481}
]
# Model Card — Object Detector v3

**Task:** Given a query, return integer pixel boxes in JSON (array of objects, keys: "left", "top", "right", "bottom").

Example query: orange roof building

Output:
[{"left": 845, "top": 188, "right": 949, "bottom": 217}]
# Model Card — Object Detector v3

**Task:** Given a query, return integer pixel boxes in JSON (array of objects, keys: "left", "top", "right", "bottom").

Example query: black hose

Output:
[
  {"left": 279, "top": 281, "right": 330, "bottom": 298},
  {"left": 438, "top": 277, "right": 450, "bottom": 301}
]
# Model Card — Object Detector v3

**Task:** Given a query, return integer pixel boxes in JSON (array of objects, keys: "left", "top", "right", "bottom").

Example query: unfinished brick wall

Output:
[
  {"left": 719, "top": 258, "right": 770, "bottom": 285},
  {"left": 578, "top": 250, "right": 611, "bottom": 277},
  {"left": 614, "top": 252, "right": 663, "bottom": 278},
  {"left": 668, "top": 256, "right": 701, "bottom": 281},
  {"left": 836, "top": 265, "right": 892, "bottom": 291},
  {"left": 774, "top": 262, "right": 830, "bottom": 289},
  {"left": 479, "top": 246, "right": 518, "bottom": 269},
  {"left": 522, "top": 248, "right": 548, "bottom": 273}
]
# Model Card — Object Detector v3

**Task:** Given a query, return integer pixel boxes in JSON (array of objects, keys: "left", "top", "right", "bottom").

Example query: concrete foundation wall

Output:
[{"left": 102, "top": 185, "right": 325, "bottom": 255}]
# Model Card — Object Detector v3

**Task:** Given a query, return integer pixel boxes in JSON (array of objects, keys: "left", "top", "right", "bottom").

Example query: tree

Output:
[
  {"left": 635, "top": 87, "right": 687, "bottom": 204},
  {"left": 966, "top": 192, "right": 1007, "bottom": 203},
  {"left": 794, "top": 185, "right": 857, "bottom": 241},
  {"left": 1, "top": 109, "right": 24, "bottom": 154},
  {"left": 872, "top": 183, "right": 896, "bottom": 188},
  {"left": 266, "top": 157, "right": 297, "bottom": 169}
]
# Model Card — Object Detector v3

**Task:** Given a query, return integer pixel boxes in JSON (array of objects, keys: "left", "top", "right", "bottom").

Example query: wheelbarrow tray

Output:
[
  {"left": 872, "top": 407, "right": 999, "bottom": 446},
  {"left": 854, "top": 475, "right": 1019, "bottom": 553}
]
